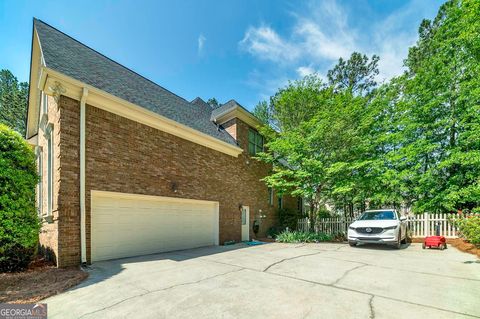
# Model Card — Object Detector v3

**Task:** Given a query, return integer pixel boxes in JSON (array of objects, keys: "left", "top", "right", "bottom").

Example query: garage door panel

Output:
[{"left": 91, "top": 192, "right": 218, "bottom": 261}]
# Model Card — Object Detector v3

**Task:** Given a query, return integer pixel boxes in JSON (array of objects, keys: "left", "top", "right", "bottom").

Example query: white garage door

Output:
[{"left": 91, "top": 191, "right": 219, "bottom": 262}]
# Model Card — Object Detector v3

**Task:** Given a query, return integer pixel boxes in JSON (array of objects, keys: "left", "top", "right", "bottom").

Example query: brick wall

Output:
[
  {"left": 221, "top": 118, "right": 237, "bottom": 140},
  {"left": 50, "top": 96, "right": 297, "bottom": 266}
]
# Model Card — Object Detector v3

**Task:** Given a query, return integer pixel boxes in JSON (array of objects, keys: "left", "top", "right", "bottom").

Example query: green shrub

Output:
[
  {"left": 266, "top": 226, "right": 280, "bottom": 238},
  {"left": 0, "top": 124, "right": 40, "bottom": 271},
  {"left": 276, "top": 230, "right": 332, "bottom": 243},
  {"left": 317, "top": 207, "right": 331, "bottom": 218},
  {"left": 278, "top": 208, "right": 301, "bottom": 230},
  {"left": 454, "top": 215, "right": 480, "bottom": 246}
]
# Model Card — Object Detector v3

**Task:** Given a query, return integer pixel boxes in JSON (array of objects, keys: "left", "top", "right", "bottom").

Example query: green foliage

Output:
[
  {"left": 375, "top": 0, "right": 480, "bottom": 213},
  {"left": 453, "top": 215, "right": 480, "bottom": 245},
  {"left": 257, "top": 76, "right": 376, "bottom": 219},
  {"left": 0, "top": 124, "right": 40, "bottom": 271},
  {"left": 0, "top": 70, "right": 28, "bottom": 136},
  {"left": 255, "top": 0, "right": 480, "bottom": 217},
  {"left": 317, "top": 207, "right": 332, "bottom": 218},
  {"left": 206, "top": 97, "right": 219, "bottom": 108},
  {"left": 277, "top": 208, "right": 301, "bottom": 230},
  {"left": 276, "top": 231, "right": 332, "bottom": 243},
  {"left": 252, "top": 100, "right": 270, "bottom": 125},
  {"left": 266, "top": 226, "right": 280, "bottom": 239},
  {"left": 327, "top": 52, "right": 379, "bottom": 95}
]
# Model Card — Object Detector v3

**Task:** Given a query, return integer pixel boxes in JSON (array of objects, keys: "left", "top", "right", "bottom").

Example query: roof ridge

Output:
[
  {"left": 33, "top": 18, "right": 188, "bottom": 103},
  {"left": 191, "top": 97, "right": 206, "bottom": 103}
]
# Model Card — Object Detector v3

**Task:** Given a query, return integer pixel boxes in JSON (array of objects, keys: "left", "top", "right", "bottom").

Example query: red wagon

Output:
[
  {"left": 422, "top": 235, "right": 447, "bottom": 250},
  {"left": 422, "top": 222, "right": 447, "bottom": 250}
]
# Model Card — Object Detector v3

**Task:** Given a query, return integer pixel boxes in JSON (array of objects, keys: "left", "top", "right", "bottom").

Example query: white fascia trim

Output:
[
  {"left": 214, "top": 107, "right": 262, "bottom": 129},
  {"left": 42, "top": 68, "right": 243, "bottom": 157}
]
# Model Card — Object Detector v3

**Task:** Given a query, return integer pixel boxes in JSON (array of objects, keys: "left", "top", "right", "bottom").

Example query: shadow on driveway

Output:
[{"left": 75, "top": 243, "right": 256, "bottom": 291}]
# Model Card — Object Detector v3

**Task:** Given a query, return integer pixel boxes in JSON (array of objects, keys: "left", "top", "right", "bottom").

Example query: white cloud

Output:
[
  {"left": 296, "top": 65, "right": 316, "bottom": 77},
  {"left": 240, "top": 0, "right": 436, "bottom": 85},
  {"left": 198, "top": 34, "right": 206, "bottom": 54},
  {"left": 295, "top": 20, "right": 354, "bottom": 61},
  {"left": 239, "top": 26, "right": 300, "bottom": 63}
]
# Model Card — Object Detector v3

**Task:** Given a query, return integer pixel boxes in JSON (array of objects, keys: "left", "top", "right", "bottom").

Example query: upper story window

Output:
[
  {"left": 41, "top": 91, "right": 48, "bottom": 116},
  {"left": 36, "top": 147, "right": 43, "bottom": 216},
  {"left": 45, "top": 124, "right": 54, "bottom": 216},
  {"left": 248, "top": 128, "right": 264, "bottom": 156},
  {"left": 278, "top": 196, "right": 283, "bottom": 209}
]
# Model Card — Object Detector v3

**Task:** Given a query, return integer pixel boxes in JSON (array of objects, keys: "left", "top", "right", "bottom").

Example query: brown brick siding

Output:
[
  {"left": 43, "top": 95, "right": 297, "bottom": 266},
  {"left": 221, "top": 118, "right": 237, "bottom": 140}
]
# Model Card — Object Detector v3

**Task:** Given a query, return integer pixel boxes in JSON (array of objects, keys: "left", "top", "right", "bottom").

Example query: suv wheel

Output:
[
  {"left": 401, "top": 228, "right": 408, "bottom": 244},
  {"left": 394, "top": 231, "right": 402, "bottom": 249}
]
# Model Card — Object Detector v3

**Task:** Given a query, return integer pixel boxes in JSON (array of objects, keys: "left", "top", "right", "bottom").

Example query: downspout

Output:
[{"left": 80, "top": 87, "right": 88, "bottom": 264}]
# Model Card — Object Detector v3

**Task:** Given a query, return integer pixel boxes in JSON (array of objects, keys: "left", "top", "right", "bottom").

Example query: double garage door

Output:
[{"left": 91, "top": 191, "right": 219, "bottom": 262}]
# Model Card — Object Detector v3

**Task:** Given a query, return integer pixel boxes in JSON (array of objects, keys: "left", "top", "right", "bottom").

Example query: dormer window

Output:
[{"left": 248, "top": 128, "right": 264, "bottom": 156}]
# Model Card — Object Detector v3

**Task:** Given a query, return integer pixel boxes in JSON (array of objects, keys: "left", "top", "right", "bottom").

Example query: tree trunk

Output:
[{"left": 309, "top": 198, "right": 315, "bottom": 232}]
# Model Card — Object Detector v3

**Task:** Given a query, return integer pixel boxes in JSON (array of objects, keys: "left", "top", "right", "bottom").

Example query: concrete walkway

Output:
[{"left": 44, "top": 243, "right": 480, "bottom": 318}]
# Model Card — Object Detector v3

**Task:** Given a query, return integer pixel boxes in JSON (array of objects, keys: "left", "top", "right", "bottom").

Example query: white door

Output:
[
  {"left": 91, "top": 191, "right": 219, "bottom": 262},
  {"left": 241, "top": 206, "right": 250, "bottom": 241}
]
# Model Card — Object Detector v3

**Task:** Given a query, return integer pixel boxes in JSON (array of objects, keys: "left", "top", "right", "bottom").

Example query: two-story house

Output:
[{"left": 26, "top": 19, "right": 297, "bottom": 267}]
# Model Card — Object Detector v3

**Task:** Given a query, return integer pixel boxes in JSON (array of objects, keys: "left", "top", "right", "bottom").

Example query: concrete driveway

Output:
[{"left": 45, "top": 243, "right": 479, "bottom": 318}]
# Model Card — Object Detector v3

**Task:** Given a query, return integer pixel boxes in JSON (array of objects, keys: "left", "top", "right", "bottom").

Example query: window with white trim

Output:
[
  {"left": 45, "top": 125, "right": 54, "bottom": 216},
  {"left": 248, "top": 128, "right": 264, "bottom": 156},
  {"left": 41, "top": 91, "right": 48, "bottom": 116},
  {"left": 268, "top": 187, "right": 274, "bottom": 206}
]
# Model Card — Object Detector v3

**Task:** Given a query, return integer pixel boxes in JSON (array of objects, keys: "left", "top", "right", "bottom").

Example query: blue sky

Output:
[{"left": 0, "top": 0, "right": 441, "bottom": 110}]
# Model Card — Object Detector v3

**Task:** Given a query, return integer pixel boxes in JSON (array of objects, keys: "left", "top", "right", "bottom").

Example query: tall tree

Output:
[
  {"left": 327, "top": 52, "right": 379, "bottom": 96},
  {"left": 207, "top": 97, "right": 220, "bottom": 109},
  {"left": 268, "top": 75, "right": 325, "bottom": 131},
  {"left": 252, "top": 101, "right": 270, "bottom": 125},
  {"left": 0, "top": 70, "right": 28, "bottom": 136},
  {"left": 381, "top": 0, "right": 480, "bottom": 212}
]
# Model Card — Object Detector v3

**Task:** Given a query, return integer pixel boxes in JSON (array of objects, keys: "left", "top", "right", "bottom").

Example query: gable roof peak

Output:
[
  {"left": 33, "top": 18, "right": 237, "bottom": 146},
  {"left": 191, "top": 97, "right": 206, "bottom": 104}
]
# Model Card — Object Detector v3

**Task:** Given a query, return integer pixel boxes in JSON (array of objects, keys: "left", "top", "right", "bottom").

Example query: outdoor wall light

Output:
[{"left": 258, "top": 209, "right": 267, "bottom": 219}]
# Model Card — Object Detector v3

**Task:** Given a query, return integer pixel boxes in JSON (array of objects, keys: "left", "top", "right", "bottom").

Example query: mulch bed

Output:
[
  {"left": 448, "top": 238, "right": 480, "bottom": 258},
  {"left": 0, "top": 258, "right": 88, "bottom": 304},
  {"left": 411, "top": 237, "right": 479, "bottom": 258}
]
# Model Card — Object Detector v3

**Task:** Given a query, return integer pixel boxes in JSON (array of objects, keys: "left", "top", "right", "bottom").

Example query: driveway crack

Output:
[
  {"left": 331, "top": 264, "right": 367, "bottom": 286},
  {"left": 77, "top": 268, "right": 243, "bottom": 318},
  {"left": 369, "top": 295, "right": 375, "bottom": 319},
  {"left": 263, "top": 252, "right": 322, "bottom": 272}
]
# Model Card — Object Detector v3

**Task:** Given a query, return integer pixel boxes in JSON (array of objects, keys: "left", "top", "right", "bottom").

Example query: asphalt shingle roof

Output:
[
  {"left": 34, "top": 19, "right": 236, "bottom": 146},
  {"left": 211, "top": 99, "right": 252, "bottom": 121}
]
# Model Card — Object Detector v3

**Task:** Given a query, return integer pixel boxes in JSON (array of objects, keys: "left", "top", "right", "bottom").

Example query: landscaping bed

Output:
[
  {"left": 449, "top": 238, "right": 480, "bottom": 259},
  {"left": 275, "top": 231, "right": 333, "bottom": 243},
  {"left": 0, "top": 258, "right": 88, "bottom": 304},
  {"left": 411, "top": 237, "right": 479, "bottom": 258}
]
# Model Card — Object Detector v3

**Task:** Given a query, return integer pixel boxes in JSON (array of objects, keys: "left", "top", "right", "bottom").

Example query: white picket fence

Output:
[{"left": 297, "top": 213, "right": 472, "bottom": 238}]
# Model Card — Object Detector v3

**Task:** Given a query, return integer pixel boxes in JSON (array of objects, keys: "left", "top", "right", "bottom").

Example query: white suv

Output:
[{"left": 347, "top": 209, "right": 408, "bottom": 249}]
